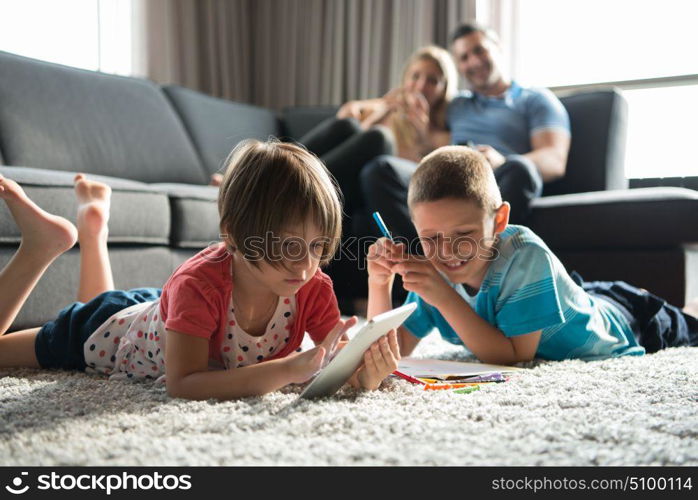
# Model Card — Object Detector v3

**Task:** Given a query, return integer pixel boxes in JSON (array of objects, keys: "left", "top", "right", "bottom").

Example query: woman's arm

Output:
[
  {"left": 337, "top": 98, "right": 385, "bottom": 122},
  {"left": 427, "top": 130, "right": 451, "bottom": 151},
  {"left": 338, "top": 88, "right": 409, "bottom": 129}
]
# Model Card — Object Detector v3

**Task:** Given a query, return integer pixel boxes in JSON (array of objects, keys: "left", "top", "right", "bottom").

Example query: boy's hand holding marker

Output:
[
  {"left": 366, "top": 237, "right": 406, "bottom": 287},
  {"left": 368, "top": 211, "right": 457, "bottom": 309},
  {"left": 392, "top": 256, "right": 458, "bottom": 309},
  {"left": 367, "top": 211, "right": 407, "bottom": 287}
]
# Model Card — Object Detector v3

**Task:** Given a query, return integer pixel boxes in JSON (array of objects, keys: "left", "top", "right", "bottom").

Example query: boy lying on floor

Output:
[{"left": 366, "top": 146, "right": 698, "bottom": 363}]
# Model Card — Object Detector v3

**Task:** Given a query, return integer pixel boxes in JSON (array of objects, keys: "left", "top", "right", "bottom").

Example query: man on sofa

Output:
[{"left": 360, "top": 22, "right": 572, "bottom": 241}]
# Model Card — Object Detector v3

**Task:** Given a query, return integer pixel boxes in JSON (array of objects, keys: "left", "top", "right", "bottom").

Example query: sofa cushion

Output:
[
  {"left": 0, "top": 51, "right": 207, "bottom": 185},
  {"left": 150, "top": 183, "right": 219, "bottom": 248},
  {"left": 163, "top": 85, "right": 280, "bottom": 176},
  {"left": 0, "top": 166, "right": 171, "bottom": 245},
  {"left": 544, "top": 89, "right": 629, "bottom": 196},
  {"left": 528, "top": 187, "right": 698, "bottom": 250}
]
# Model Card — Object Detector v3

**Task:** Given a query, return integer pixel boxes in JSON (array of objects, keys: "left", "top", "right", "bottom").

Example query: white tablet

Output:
[{"left": 299, "top": 302, "right": 417, "bottom": 399}]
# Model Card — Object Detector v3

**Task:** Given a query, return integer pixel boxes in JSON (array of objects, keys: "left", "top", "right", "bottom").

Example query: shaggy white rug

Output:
[{"left": 1, "top": 332, "right": 696, "bottom": 466}]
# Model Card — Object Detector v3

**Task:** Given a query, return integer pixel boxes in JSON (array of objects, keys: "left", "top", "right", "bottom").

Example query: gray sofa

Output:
[{"left": 1, "top": 51, "right": 696, "bottom": 332}]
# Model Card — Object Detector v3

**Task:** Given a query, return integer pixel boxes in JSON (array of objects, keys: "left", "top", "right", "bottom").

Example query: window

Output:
[
  {"left": 623, "top": 85, "right": 698, "bottom": 179},
  {"left": 0, "top": 0, "right": 132, "bottom": 75},
  {"left": 514, "top": 0, "right": 698, "bottom": 179}
]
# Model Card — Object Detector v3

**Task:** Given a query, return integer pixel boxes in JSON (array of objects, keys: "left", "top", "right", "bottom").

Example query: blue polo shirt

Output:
[
  {"left": 447, "top": 82, "right": 570, "bottom": 155},
  {"left": 402, "top": 225, "right": 645, "bottom": 361}
]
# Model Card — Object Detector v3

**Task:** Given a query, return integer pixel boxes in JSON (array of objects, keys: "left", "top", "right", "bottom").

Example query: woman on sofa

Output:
[
  {"left": 212, "top": 45, "right": 458, "bottom": 209},
  {"left": 304, "top": 45, "right": 457, "bottom": 215},
  {"left": 332, "top": 44, "right": 458, "bottom": 163}
]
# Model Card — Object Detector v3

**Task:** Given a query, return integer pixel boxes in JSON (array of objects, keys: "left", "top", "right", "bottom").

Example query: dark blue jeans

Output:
[
  {"left": 35, "top": 288, "right": 162, "bottom": 370},
  {"left": 571, "top": 271, "right": 698, "bottom": 353},
  {"left": 300, "top": 117, "right": 394, "bottom": 218}
]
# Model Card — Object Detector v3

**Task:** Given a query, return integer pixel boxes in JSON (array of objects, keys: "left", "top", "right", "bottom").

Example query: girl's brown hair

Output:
[{"left": 217, "top": 139, "right": 343, "bottom": 267}]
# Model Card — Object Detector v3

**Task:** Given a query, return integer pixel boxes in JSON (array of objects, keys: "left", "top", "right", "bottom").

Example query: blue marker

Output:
[{"left": 372, "top": 212, "right": 393, "bottom": 241}]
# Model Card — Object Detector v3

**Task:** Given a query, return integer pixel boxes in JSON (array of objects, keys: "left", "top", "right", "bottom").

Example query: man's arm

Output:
[{"left": 524, "top": 129, "right": 571, "bottom": 182}]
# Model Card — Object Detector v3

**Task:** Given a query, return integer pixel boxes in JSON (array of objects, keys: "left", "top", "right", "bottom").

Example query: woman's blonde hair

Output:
[
  {"left": 402, "top": 45, "right": 458, "bottom": 126},
  {"left": 390, "top": 45, "right": 459, "bottom": 152},
  {"left": 217, "top": 139, "right": 343, "bottom": 268}
]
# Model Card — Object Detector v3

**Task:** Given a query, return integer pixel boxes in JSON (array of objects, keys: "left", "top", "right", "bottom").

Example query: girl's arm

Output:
[
  {"left": 165, "top": 319, "right": 353, "bottom": 400},
  {"left": 165, "top": 329, "right": 302, "bottom": 400}
]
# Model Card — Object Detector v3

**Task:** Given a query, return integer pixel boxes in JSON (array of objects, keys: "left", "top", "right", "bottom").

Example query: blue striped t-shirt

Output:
[{"left": 402, "top": 225, "right": 645, "bottom": 361}]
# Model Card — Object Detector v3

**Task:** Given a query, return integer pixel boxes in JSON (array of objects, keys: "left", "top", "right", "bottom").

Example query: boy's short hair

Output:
[
  {"left": 217, "top": 139, "right": 342, "bottom": 267},
  {"left": 408, "top": 146, "right": 502, "bottom": 214}
]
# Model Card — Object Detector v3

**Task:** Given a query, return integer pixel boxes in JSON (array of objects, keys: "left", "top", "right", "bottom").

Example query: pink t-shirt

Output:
[
  {"left": 160, "top": 243, "right": 340, "bottom": 363},
  {"left": 83, "top": 244, "right": 340, "bottom": 381}
]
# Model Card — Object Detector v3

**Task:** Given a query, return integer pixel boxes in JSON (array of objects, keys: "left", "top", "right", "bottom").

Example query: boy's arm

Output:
[
  {"left": 368, "top": 278, "right": 422, "bottom": 358},
  {"left": 397, "top": 326, "right": 421, "bottom": 357},
  {"left": 367, "top": 238, "right": 422, "bottom": 357},
  {"left": 438, "top": 297, "right": 541, "bottom": 365},
  {"left": 394, "top": 259, "right": 541, "bottom": 365}
]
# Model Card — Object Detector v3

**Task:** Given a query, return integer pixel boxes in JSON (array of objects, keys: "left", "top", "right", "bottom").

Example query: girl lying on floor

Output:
[{"left": 0, "top": 140, "right": 400, "bottom": 400}]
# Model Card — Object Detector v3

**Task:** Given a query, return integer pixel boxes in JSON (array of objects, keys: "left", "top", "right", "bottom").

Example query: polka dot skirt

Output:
[
  {"left": 83, "top": 300, "right": 167, "bottom": 383},
  {"left": 221, "top": 295, "right": 296, "bottom": 369}
]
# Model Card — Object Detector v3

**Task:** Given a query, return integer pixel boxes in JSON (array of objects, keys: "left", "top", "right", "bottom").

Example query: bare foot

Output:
[
  {"left": 683, "top": 297, "right": 698, "bottom": 319},
  {"left": 209, "top": 173, "right": 223, "bottom": 187},
  {"left": 0, "top": 174, "right": 77, "bottom": 257},
  {"left": 74, "top": 174, "right": 111, "bottom": 244}
]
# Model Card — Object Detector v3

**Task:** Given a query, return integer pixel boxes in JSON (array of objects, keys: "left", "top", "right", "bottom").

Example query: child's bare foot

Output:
[
  {"left": 0, "top": 174, "right": 77, "bottom": 257},
  {"left": 683, "top": 297, "right": 698, "bottom": 319},
  {"left": 74, "top": 174, "right": 111, "bottom": 244},
  {"left": 209, "top": 173, "right": 223, "bottom": 187}
]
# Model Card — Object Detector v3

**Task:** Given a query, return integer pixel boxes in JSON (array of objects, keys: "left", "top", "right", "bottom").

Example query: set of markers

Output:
[{"left": 392, "top": 370, "right": 507, "bottom": 394}]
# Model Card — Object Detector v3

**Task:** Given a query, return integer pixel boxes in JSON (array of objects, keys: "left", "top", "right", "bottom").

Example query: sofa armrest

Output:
[
  {"left": 528, "top": 187, "right": 698, "bottom": 250},
  {"left": 545, "top": 88, "right": 628, "bottom": 196}
]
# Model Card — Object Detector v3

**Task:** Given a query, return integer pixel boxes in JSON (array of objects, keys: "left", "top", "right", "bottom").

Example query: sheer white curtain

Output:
[
  {"left": 132, "top": 0, "right": 476, "bottom": 110},
  {"left": 474, "top": 0, "right": 519, "bottom": 83}
]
